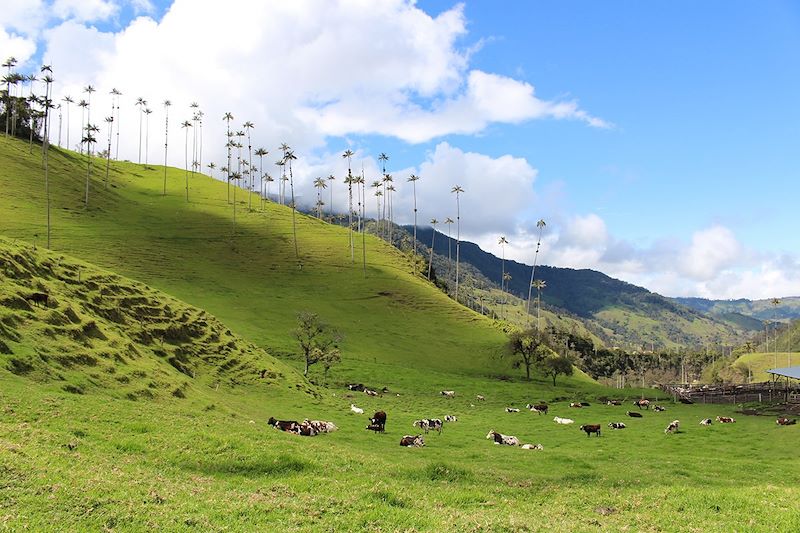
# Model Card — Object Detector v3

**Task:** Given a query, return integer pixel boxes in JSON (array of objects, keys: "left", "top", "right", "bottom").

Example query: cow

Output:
[
  {"left": 296, "top": 422, "right": 318, "bottom": 436},
  {"left": 633, "top": 399, "right": 650, "bottom": 410},
  {"left": 366, "top": 423, "right": 384, "bottom": 433},
  {"left": 699, "top": 418, "right": 713, "bottom": 426},
  {"left": 347, "top": 383, "right": 365, "bottom": 392},
  {"left": 476, "top": 394, "right": 485, "bottom": 401},
  {"left": 413, "top": 418, "right": 443, "bottom": 434},
  {"left": 608, "top": 422, "right": 626, "bottom": 429},
  {"left": 444, "top": 415, "right": 458, "bottom": 422},
  {"left": 521, "top": 443, "right": 544, "bottom": 450},
  {"left": 664, "top": 420, "right": 680, "bottom": 434},
  {"left": 486, "top": 430, "right": 520, "bottom": 446},
  {"left": 626, "top": 411, "right": 643, "bottom": 418},
  {"left": 553, "top": 417, "right": 574, "bottom": 425},
  {"left": 25, "top": 292, "right": 49, "bottom": 307},
  {"left": 569, "top": 402, "right": 583, "bottom": 408},
  {"left": 607, "top": 400, "right": 622, "bottom": 406},
  {"left": 441, "top": 390, "right": 455, "bottom": 398},
  {"left": 368, "top": 411, "right": 387, "bottom": 432},
  {"left": 400, "top": 435, "right": 425, "bottom": 447},
  {"left": 350, "top": 404, "right": 364, "bottom": 415},
  {"left": 505, "top": 407, "right": 520, "bottom": 413},
  {"left": 305, "top": 420, "right": 337, "bottom": 433},
  {"left": 653, "top": 405, "right": 666, "bottom": 412},
  {"left": 580, "top": 424, "right": 602, "bottom": 437},
  {"left": 526, "top": 403, "right": 549, "bottom": 415},
  {"left": 267, "top": 417, "right": 300, "bottom": 433},
  {"left": 364, "top": 389, "right": 379, "bottom": 397},
  {"left": 777, "top": 417, "right": 797, "bottom": 426},
  {"left": 716, "top": 416, "right": 736, "bottom": 424}
]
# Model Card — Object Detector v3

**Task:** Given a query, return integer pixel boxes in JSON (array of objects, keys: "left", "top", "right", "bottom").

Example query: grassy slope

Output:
[{"left": 731, "top": 352, "right": 799, "bottom": 382}]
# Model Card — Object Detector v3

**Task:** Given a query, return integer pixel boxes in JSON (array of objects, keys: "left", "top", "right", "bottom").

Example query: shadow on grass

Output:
[{"left": 180, "top": 453, "right": 312, "bottom": 478}]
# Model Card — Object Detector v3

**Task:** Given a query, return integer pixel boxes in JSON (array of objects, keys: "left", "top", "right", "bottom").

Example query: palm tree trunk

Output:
[
  {"left": 163, "top": 109, "right": 169, "bottom": 195},
  {"left": 290, "top": 161, "right": 299, "bottom": 260},
  {"left": 455, "top": 196, "right": 461, "bottom": 302},
  {"left": 427, "top": 229, "right": 436, "bottom": 280}
]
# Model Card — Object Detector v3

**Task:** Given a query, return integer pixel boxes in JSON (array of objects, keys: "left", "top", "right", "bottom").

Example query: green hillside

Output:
[{"left": 0, "top": 135, "right": 508, "bottom": 379}]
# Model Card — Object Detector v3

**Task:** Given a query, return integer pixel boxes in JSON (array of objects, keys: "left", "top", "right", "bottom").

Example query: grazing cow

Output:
[
  {"left": 716, "top": 416, "right": 736, "bottom": 424},
  {"left": 607, "top": 400, "right": 622, "bottom": 406},
  {"left": 267, "top": 417, "right": 300, "bottom": 433},
  {"left": 521, "top": 443, "right": 544, "bottom": 450},
  {"left": 633, "top": 399, "right": 650, "bottom": 410},
  {"left": 350, "top": 404, "right": 364, "bottom": 415},
  {"left": 608, "top": 422, "right": 626, "bottom": 429},
  {"left": 347, "top": 383, "right": 365, "bottom": 392},
  {"left": 399, "top": 435, "right": 425, "bottom": 447},
  {"left": 444, "top": 415, "right": 458, "bottom": 422},
  {"left": 486, "top": 430, "right": 520, "bottom": 446},
  {"left": 305, "top": 420, "right": 337, "bottom": 433},
  {"left": 580, "top": 424, "right": 602, "bottom": 437},
  {"left": 569, "top": 402, "right": 583, "bottom": 408},
  {"left": 526, "top": 403, "right": 549, "bottom": 415},
  {"left": 505, "top": 407, "right": 520, "bottom": 413},
  {"left": 476, "top": 394, "right": 485, "bottom": 401},
  {"left": 664, "top": 420, "right": 680, "bottom": 434},
  {"left": 441, "top": 390, "right": 455, "bottom": 398},
  {"left": 653, "top": 405, "right": 666, "bottom": 412},
  {"left": 364, "top": 389, "right": 379, "bottom": 396},
  {"left": 25, "top": 292, "right": 49, "bottom": 307},
  {"left": 367, "top": 411, "right": 387, "bottom": 433},
  {"left": 553, "top": 416, "right": 574, "bottom": 425},
  {"left": 413, "top": 418, "right": 443, "bottom": 434},
  {"left": 777, "top": 417, "right": 797, "bottom": 426},
  {"left": 699, "top": 418, "right": 713, "bottom": 426},
  {"left": 626, "top": 411, "right": 643, "bottom": 418}
]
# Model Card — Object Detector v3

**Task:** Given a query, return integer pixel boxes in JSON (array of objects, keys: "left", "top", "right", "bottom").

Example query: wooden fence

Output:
[{"left": 660, "top": 381, "right": 800, "bottom": 404}]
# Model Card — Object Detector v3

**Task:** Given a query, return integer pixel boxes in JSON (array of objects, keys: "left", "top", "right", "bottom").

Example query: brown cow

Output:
[
  {"left": 633, "top": 399, "right": 650, "bottom": 409},
  {"left": 400, "top": 435, "right": 425, "bottom": 447},
  {"left": 580, "top": 424, "right": 602, "bottom": 437},
  {"left": 716, "top": 416, "right": 736, "bottom": 424},
  {"left": 267, "top": 417, "right": 300, "bottom": 433},
  {"left": 776, "top": 417, "right": 796, "bottom": 426}
]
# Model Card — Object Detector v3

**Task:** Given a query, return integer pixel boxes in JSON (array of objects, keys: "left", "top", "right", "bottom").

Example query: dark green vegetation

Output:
[{"left": 2, "top": 135, "right": 800, "bottom": 530}]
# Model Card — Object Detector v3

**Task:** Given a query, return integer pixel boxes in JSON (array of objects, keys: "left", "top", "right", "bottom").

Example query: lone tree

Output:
[
  {"left": 294, "top": 311, "right": 343, "bottom": 376},
  {"left": 542, "top": 354, "right": 574, "bottom": 386},
  {"left": 506, "top": 328, "right": 553, "bottom": 380}
]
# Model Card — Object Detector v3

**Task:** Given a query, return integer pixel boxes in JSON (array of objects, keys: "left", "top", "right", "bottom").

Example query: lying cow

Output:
[
  {"left": 699, "top": 418, "right": 713, "bottom": 426},
  {"left": 505, "top": 407, "right": 520, "bottom": 413},
  {"left": 304, "top": 419, "right": 337, "bottom": 433},
  {"left": 626, "top": 411, "right": 643, "bottom": 418},
  {"left": 400, "top": 435, "right": 425, "bottom": 447},
  {"left": 569, "top": 402, "right": 583, "bottom": 408},
  {"left": 350, "top": 404, "right": 364, "bottom": 414},
  {"left": 486, "top": 430, "right": 520, "bottom": 446},
  {"left": 346, "top": 383, "right": 365, "bottom": 391},
  {"left": 476, "top": 394, "right": 485, "bottom": 401},
  {"left": 716, "top": 416, "right": 736, "bottom": 424},
  {"left": 554, "top": 416, "right": 574, "bottom": 425},
  {"left": 777, "top": 417, "right": 797, "bottom": 426},
  {"left": 607, "top": 400, "right": 622, "bottom": 406},
  {"left": 521, "top": 443, "right": 544, "bottom": 450},
  {"left": 413, "top": 418, "right": 443, "bottom": 434},
  {"left": 527, "top": 403, "right": 548, "bottom": 415},
  {"left": 580, "top": 424, "right": 602, "bottom": 437},
  {"left": 444, "top": 415, "right": 458, "bottom": 422},
  {"left": 664, "top": 420, "right": 680, "bottom": 434},
  {"left": 608, "top": 422, "right": 626, "bottom": 430},
  {"left": 441, "top": 390, "right": 455, "bottom": 398},
  {"left": 267, "top": 417, "right": 300, "bottom": 433},
  {"left": 364, "top": 389, "right": 379, "bottom": 396},
  {"left": 653, "top": 405, "right": 666, "bottom": 412}
]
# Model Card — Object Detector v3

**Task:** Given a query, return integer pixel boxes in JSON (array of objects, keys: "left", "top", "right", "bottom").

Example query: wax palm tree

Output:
[
  {"left": 142, "top": 107, "right": 152, "bottom": 165},
  {"left": 378, "top": 153, "right": 389, "bottom": 232},
  {"left": 135, "top": 97, "right": 146, "bottom": 163},
  {"left": 110, "top": 88, "right": 121, "bottom": 159},
  {"left": 189, "top": 103, "right": 199, "bottom": 177},
  {"left": 374, "top": 189, "right": 383, "bottom": 232},
  {"left": 254, "top": 147, "right": 267, "bottom": 208},
  {"left": 62, "top": 95, "right": 73, "bottom": 149},
  {"left": 771, "top": 298, "right": 782, "bottom": 367},
  {"left": 3, "top": 57, "right": 17, "bottom": 137},
  {"left": 314, "top": 177, "right": 327, "bottom": 218},
  {"left": 274, "top": 159, "right": 285, "bottom": 204},
  {"left": 444, "top": 217, "right": 454, "bottom": 280},
  {"left": 104, "top": 115, "right": 113, "bottom": 189},
  {"left": 407, "top": 174, "right": 421, "bottom": 272},
  {"left": 231, "top": 171, "right": 241, "bottom": 234},
  {"left": 285, "top": 149, "right": 299, "bottom": 259},
  {"left": 162, "top": 100, "right": 171, "bottom": 194},
  {"left": 526, "top": 219, "right": 547, "bottom": 321},
  {"left": 181, "top": 120, "right": 192, "bottom": 201},
  {"left": 242, "top": 121, "right": 254, "bottom": 209},
  {"left": 41, "top": 68, "right": 54, "bottom": 248},
  {"left": 533, "top": 279, "right": 546, "bottom": 333},
  {"left": 265, "top": 173, "right": 274, "bottom": 202},
  {"left": 77, "top": 100, "right": 88, "bottom": 153},
  {"left": 502, "top": 272, "right": 512, "bottom": 318},
  {"left": 25, "top": 74, "right": 37, "bottom": 152},
  {"left": 222, "top": 112, "right": 233, "bottom": 201},
  {"left": 207, "top": 161, "right": 216, "bottom": 179},
  {"left": 279, "top": 142, "right": 290, "bottom": 204},
  {"left": 355, "top": 172, "right": 365, "bottom": 233},
  {"left": 498, "top": 236, "right": 509, "bottom": 291},
  {"left": 451, "top": 185, "right": 464, "bottom": 301},
  {"left": 327, "top": 174, "right": 336, "bottom": 222},
  {"left": 360, "top": 166, "right": 367, "bottom": 277},
  {"left": 386, "top": 183, "right": 396, "bottom": 243},
  {"left": 342, "top": 149, "right": 355, "bottom": 261},
  {"left": 382, "top": 172, "right": 393, "bottom": 239},
  {"left": 428, "top": 218, "right": 438, "bottom": 280},
  {"left": 82, "top": 123, "right": 99, "bottom": 207}
]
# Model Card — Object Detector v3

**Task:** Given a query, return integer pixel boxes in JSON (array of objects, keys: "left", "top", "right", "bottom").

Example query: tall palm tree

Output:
[
  {"left": 378, "top": 153, "right": 389, "bottom": 233},
  {"left": 255, "top": 148, "right": 268, "bottom": 210},
  {"left": 374, "top": 189, "right": 383, "bottom": 233},
  {"left": 143, "top": 107, "right": 153, "bottom": 165},
  {"left": 162, "top": 100, "right": 171, "bottom": 194},
  {"left": 386, "top": 183, "right": 396, "bottom": 243},
  {"left": 408, "top": 174, "right": 421, "bottom": 273},
  {"left": 41, "top": 68, "right": 54, "bottom": 249},
  {"left": 428, "top": 218, "right": 438, "bottom": 280},
  {"left": 223, "top": 112, "right": 233, "bottom": 202},
  {"left": 533, "top": 279, "right": 547, "bottom": 333},
  {"left": 771, "top": 297, "right": 782, "bottom": 368},
  {"left": 342, "top": 149, "right": 355, "bottom": 261},
  {"left": 444, "top": 217, "right": 454, "bottom": 279},
  {"left": 25, "top": 74, "right": 37, "bottom": 152},
  {"left": 110, "top": 88, "right": 121, "bottom": 159},
  {"left": 265, "top": 173, "right": 274, "bottom": 203},
  {"left": 360, "top": 165, "right": 367, "bottom": 277},
  {"left": 3, "top": 57, "right": 17, "bottom": 137},
  {"left": 190, "top": 103, "right": 199, "bottom": 179},
  {"left": 56, "top": 103, "right": 62, "bottom": 148},
  {"left": 275, "top": 159, "right": 285, "bottom": 204},
  {"left": 314, "top": 177, "right": 327, "bottom": 218},
  {"left": 207, "top": 161, "right": 216, "bottom": 178},
  {"left": 243, "top": 121, "right": 255, "bottom": 209},
  {"left": 502, "top": 272, "right": 512, "bottom": 318},
  {"left": 83, "top": 84, "right": 95, "bottom": 137},
  {"left": 62, "top": 95, "right": 73, "bottom": 149},
  {"left": 104, "top": 115, "right": 113, "bottom": 189},
  {"left": 231, "top": 171, "right": 241, "bottom": 234},
  {"left": 526, "top": 219, "right": 547, "bottom": 321},
  {"left": 135, "top": 97, "right": 146, "bottom": 163},
  {"left": 181, "top": 120, "right": 192, "bottom": 201},
  {"left": 77, "top": 100, "right": 88, "bottom": 154},
  {"left": 451, "top": 185, "right": 464, "bottom": 301},
  {"left": 82, "top": 123, "right": 99, "bottom": 207},
  {"left": 498, "top": 236, "right": 509, "bottom": 292},
  {"left": 279, "top": 142, "right": 290, "bottom": 204},
  {"left": 327, "top": 174, "right": 336, "bottom": 222},
  {"left": 285, "top": 149, "right": 299, "bottom": 260},
  {"left": 382, "top": 172, "right": 393, "bottom": 239}
]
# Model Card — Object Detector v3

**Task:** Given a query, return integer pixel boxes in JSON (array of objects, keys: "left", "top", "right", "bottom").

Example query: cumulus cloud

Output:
[{"left": 51, "top": 0, "right": 118, "bottom": 23}]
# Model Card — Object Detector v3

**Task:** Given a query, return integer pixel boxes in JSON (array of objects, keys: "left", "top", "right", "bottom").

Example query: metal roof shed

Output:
[{"left": 766, "top": 367, "right": 800, "bottom": 380}]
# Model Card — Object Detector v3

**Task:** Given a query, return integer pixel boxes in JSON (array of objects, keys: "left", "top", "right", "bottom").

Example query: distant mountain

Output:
[
  {"left": 412, "top": 226, "right": 747, "bottom": 349},
  {"left": 673, "top": 297, "right": 800, "bottom": 322}
]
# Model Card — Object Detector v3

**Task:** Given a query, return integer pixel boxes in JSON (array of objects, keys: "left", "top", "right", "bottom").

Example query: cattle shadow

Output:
[{"left": 179, "top": 453, "right": 312, "bottom": 478}]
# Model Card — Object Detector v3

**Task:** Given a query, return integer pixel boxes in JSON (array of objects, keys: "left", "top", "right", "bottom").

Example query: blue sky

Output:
[{"left": 2, "top": 0, "right": 799, "bottom": 298}]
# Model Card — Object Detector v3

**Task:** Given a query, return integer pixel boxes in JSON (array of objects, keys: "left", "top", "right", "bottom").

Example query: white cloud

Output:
[
  {"left": 51, "top": 0, "right": 118, "bottom": 23},
  {"left": 680, "top": 225, "right": 741, "bottom": 281},
  {"left": 0, "top": 29, "right": 37, "bottom": 65}
]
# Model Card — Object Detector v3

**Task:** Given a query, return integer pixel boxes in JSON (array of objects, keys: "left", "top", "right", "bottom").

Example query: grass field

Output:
[{"left": 2, "top": 136, "right": 800, "bottom": 531}]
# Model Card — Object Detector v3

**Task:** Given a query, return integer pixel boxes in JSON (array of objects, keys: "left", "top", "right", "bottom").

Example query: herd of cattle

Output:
[{"left": 266, "top": 388, "right": 797, "bottom": 448}]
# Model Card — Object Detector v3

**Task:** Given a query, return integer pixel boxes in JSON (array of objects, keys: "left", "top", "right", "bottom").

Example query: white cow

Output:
[
  {"left": 350, "top": 404, "right": 364, "bottom": 415},
  {"left": 486, "top": 430, "right": 520, "bottom": 446},
  {"left": 553, "top": 416, "right": 574, "bottom": 425}
]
